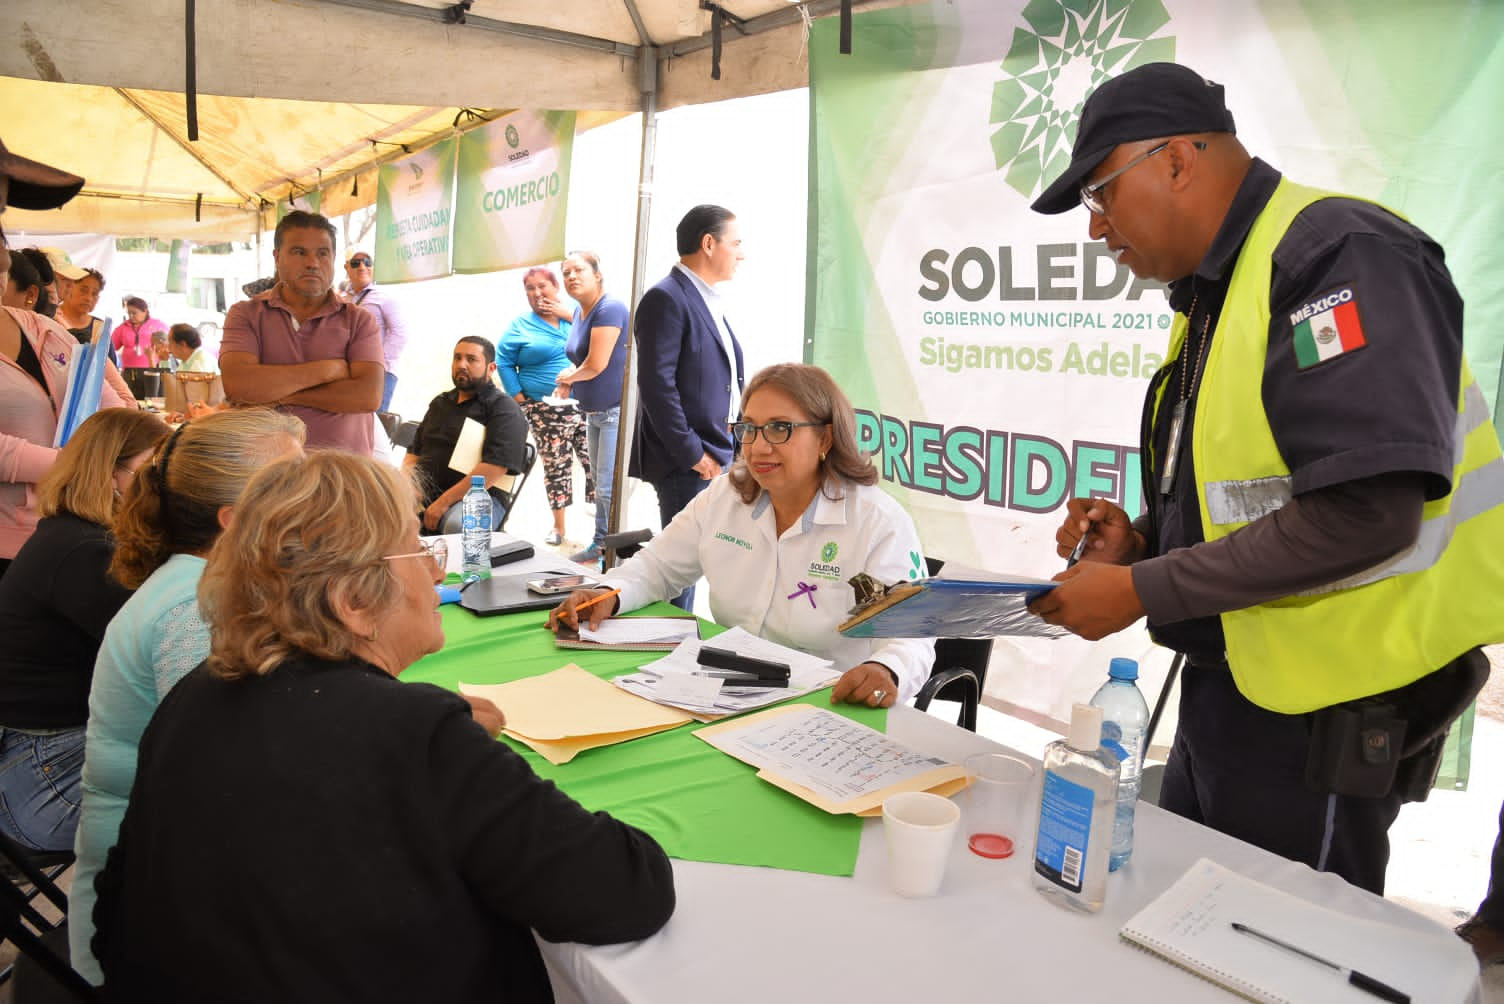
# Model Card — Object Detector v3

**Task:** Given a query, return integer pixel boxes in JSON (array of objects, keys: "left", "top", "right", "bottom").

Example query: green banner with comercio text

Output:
[{"left": 452, "top": 110, "right": 576, "bottom": 274}]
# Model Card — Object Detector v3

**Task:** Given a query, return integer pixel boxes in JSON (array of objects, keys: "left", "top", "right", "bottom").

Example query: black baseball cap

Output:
[
  {"left": 1031, "top": 63, "right": 1236, "bottom": 215},
  {"left": 0, "top": 138, "right": 85, "bottom": 212}
]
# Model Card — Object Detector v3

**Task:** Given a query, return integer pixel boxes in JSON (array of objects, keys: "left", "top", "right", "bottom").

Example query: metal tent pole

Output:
[{"left": 602, "top": 25, "right": 660, "bottom": 572}]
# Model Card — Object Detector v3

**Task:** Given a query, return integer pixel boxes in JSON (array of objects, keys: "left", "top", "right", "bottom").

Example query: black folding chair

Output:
[
  {"left": 0, "top": 830, "right": 96, "bottom": 1001},
  {"left": 391, "top": 420, "right": 420, "bottom": 451},
  {"left": 601, "top": 528, "right": 654, "bottom": 567},
  {"left": 489, "top": 442, "right": 537, "bottom": 532},
  {"left": 376, "top": 410, "right": 403, "bottom": 443},
  {"left": 912, "top": 556, "right": 993, "bottom": 732}
]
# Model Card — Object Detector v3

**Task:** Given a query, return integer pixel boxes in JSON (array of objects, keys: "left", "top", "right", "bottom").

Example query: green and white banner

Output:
[
  {"left": 452, "top": 110, "right": 576, "bottom": 274},
  {"left": 810, "top": 0, "right": 1504, "bottom": 779},
  {"left": 374, "top": 137, "right": 457, "bottom": 284}
]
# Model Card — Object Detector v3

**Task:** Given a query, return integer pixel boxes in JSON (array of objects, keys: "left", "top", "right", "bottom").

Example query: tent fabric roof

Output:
[
  {"left": 2, "top": 0, "right": 908, "bottom": 238},
  {"left": 0, "top": 73, "right": 626, "bottom": 238}
]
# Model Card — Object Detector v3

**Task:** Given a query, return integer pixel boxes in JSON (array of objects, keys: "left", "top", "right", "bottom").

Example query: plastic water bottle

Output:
[
  {"left": 459, "top": 475, "right": 491, "bottom": 584},
  {"left": 1033, "top": 703, "right": 1118, "bottom": 913},
  {"left": 1090, "top": 657, "right": 1150, "bottom": 872}
]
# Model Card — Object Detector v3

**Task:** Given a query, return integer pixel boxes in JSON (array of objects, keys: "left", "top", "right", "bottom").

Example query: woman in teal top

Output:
[
  {"left": 496, "top": 266, "right": 592, "bottom": 546},
  {"left": 71, "top": 408, "right": 306, "bottom": 984}
]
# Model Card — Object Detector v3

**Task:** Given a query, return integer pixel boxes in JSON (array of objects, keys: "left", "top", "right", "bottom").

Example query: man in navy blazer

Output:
[{"left": 630, "top": 204, "right": 746, "bottom": 609}]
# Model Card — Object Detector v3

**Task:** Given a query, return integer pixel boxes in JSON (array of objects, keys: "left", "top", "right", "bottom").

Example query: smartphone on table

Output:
[{"left": 526, "top": 573, "right": 599, "bottom": 595}]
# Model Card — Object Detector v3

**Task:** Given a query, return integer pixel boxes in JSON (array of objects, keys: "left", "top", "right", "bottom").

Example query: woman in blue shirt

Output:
[
  {"left": 554, "top": 251, "right": 630, "bottom": 565},
  {"left": 70, "top": 407, "right": 305, "bottom": 985},
  {"left": 497, "top": 266, "right": 592, "bottom": 547}
]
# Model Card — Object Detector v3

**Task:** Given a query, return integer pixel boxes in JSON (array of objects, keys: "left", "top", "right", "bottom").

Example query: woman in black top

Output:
[
  {"left": 0, "top": 407, "right": 168, "bottom": 851},
  {"left": 95, "top": 452, "right": 675, "bottom": 1002}
]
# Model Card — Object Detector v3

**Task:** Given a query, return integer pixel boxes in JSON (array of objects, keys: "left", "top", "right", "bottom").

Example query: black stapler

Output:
[{"left": 696, "top": 646, "right": 792, "bottom": 687}]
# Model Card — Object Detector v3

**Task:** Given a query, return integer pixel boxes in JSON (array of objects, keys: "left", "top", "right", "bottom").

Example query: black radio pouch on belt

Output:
[
  {"left": 1305, "top": 648, "right": 1490, "bottom": 802},
  {"left": 1305, "top": 701, "right": 1407, "bottom": 799}
]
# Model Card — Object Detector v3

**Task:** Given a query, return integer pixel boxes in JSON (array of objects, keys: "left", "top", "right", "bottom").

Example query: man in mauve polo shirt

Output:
[{"left": 220, "top": 211, "right": 384, "bottom": 454}]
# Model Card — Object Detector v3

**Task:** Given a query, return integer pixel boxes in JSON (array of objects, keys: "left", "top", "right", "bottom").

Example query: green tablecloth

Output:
[{"left": 403, "top": 602, "right": 878, "bottom": 877}]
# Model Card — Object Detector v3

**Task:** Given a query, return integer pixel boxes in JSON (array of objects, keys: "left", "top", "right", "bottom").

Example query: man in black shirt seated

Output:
[{"left": 403, "top": 336, "right": 528, "bottom": 533}]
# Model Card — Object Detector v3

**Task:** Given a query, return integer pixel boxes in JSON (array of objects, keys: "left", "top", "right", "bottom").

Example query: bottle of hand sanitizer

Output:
[{"left": 1033, "top": 702, "right": 1118, "bottom": 913}]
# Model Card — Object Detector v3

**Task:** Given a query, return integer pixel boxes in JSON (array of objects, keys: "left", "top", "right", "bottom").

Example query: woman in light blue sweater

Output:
[{"left": 71, "top": 408, "right": 305, "bottom": 983}]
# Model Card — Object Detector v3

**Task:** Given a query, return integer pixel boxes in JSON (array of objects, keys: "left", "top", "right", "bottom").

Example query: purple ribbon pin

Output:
[
  {"left": 787, "top": 581, "right": 817, "bottom": 609},
  {"left": 50, "top": 352, "right": 67, "bottom": 367}
]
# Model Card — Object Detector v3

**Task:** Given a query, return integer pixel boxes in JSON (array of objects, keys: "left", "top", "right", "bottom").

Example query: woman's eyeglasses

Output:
[
  {"left": 382, "top": 538, "right": 448, "bottom": 576},
  {"left": 347, "top": 257, "right": 372, "bottom": 268},
  {"left": 730, "top": 420, "right": 825, "bottom": 445}
]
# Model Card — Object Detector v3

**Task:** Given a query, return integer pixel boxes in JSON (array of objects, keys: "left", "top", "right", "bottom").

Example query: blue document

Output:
[
  {"left": 52, "top": 318, "right": 113, "bottom": 448},
  {"left": 838, "top": 576, "right": 1066, "bottom": 640}
]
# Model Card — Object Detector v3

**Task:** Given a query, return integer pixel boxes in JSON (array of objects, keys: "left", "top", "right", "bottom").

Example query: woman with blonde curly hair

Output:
[
  {"left": 0, "top": 407, "right": 168, "bottom": 852},
  {"left": 93, "top": 452, "right": 675, "bottom": 1002},
  {"left": 69, "top": 407, "right": 305, "bottom": 984},
  {"left": 550, "top": 363, "right": 935, "bottom": 709}
]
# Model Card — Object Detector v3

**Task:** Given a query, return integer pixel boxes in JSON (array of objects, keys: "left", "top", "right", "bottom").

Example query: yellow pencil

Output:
[{"left": 571, "top": 588, "right": 621, "bottom": 618}]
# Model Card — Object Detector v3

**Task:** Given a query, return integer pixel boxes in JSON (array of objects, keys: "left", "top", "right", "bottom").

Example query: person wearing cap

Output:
[
  {"left": 1026, "top": 62, "right": 1504, "bottom": 896},
  {"left": 48, "top": 262, "right": 138, "bottom": 408},
  {"left": 342, "top": 251, "right": 408, "bottom": 413},
  {"left": 219, "top": 210, "right": 384, "bottom": 455},
  {"left": 0, "top": 138, "right": 134, "bottom": 576},
  {"left": 40, "top": 247, "right": 86, "bottom": 313},
  {"left": 53, "top": 263, "right": 106, "bottom": 345}
]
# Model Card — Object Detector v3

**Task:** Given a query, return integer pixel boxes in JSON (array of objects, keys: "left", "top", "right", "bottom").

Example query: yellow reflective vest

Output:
[{"left": 1152, "top": 179, "right": 1504, "bottom": 713}]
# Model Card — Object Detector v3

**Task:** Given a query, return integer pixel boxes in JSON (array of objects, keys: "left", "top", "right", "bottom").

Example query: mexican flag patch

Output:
[{"left": 1290, "top": 287, "right": 1367, "bottom": 369}]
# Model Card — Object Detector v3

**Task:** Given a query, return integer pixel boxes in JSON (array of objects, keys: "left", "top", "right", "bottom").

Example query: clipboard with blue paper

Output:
[
  {"left": 838, "top": 565, "right": 1067, "bottom": 640},
  {"left": 52, "top": 318, "right": 113, "bottom": 448}
]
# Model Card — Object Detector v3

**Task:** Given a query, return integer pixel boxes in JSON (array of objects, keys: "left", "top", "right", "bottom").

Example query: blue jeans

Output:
[
  {"left": 0, "top": 726, "right": 85, "bottom": 852},
  {"left": 380, "top": 370, "right": 398, "bottom": 413},
  {"left": 651, "top": 469, "right": 711, "bottom": 610},
  {"left": 585, "top": 407, "right": 620, "bottom": 551},
  {"left": 436, "top": 496, "right": 505, "bottom": 535}
]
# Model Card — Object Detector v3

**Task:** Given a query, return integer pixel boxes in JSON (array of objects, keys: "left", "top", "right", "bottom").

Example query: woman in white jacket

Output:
[{"left": 550, "top": 363, "right": 934, "bottom": 707}]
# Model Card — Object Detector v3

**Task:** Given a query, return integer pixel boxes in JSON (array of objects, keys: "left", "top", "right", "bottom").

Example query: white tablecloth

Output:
[{"left": 539, "top": 705, "right": 1481, "bottom": 1003}]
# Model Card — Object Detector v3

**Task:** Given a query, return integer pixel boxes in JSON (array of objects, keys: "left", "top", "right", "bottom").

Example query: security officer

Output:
[{"left": 1026, "top": 63, "right": 1504, "bottom": 895}]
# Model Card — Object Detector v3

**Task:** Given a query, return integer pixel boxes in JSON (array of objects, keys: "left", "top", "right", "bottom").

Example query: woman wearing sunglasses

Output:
[{"left": 549, "top": 363, "right": 934, "bottom": 709}]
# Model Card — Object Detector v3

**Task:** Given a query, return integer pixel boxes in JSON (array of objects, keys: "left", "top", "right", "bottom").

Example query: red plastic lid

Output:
[{"left": 968, "top": 833, "right": 1014, "bottom": 859}]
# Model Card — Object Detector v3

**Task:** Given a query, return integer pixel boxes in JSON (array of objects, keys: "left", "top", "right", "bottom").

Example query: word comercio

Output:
[{"left": 482, "top": 172, "right": 563, "bottom": 213}]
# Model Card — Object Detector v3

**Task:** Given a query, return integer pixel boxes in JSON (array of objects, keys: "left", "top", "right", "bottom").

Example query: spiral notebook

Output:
[{"left": 1120, "top": 858, "right": 1458, "bottom": 1003}]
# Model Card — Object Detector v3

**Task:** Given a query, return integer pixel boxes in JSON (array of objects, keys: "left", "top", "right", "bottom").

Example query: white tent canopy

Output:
[{"left": 1, "top": 0, "right": 904, "bottom": 238}]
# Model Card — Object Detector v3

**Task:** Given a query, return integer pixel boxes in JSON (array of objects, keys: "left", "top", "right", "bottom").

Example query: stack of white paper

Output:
[{"left": 614, "top": 626, "right": 840, "bottom": 720}]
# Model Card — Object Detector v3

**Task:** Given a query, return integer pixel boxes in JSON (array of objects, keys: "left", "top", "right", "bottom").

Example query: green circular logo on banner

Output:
[
  {"left": 505, "top": 124, "right": 521, "bottom": 149},
  {"left": 992, "top": 0, "right": 1176, "bottom": 198}
]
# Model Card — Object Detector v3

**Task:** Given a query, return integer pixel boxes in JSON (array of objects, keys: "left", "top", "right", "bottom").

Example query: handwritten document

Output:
[
  {"left": 581, "top": 618, "right": 701, "bottom": 646},
  {"left": 714, "top": 705, "right": 948, "bottom": 803}
]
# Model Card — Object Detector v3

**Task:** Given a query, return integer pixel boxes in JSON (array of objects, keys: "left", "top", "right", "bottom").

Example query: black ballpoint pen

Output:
[
  {"left": 1229, "top": 922, "right": 1410, "bottom": 1003},
  {"left": 1066, "top": 529, "right": 1091, "bottom": 568}
]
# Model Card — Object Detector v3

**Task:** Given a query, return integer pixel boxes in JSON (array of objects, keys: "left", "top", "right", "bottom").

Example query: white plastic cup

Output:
[
  {"left": 963, "top": 752, "right": 1036, "bottom": 860},
  {"left": 882, "top": 791, "right": 961, "bottom": 897}
]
